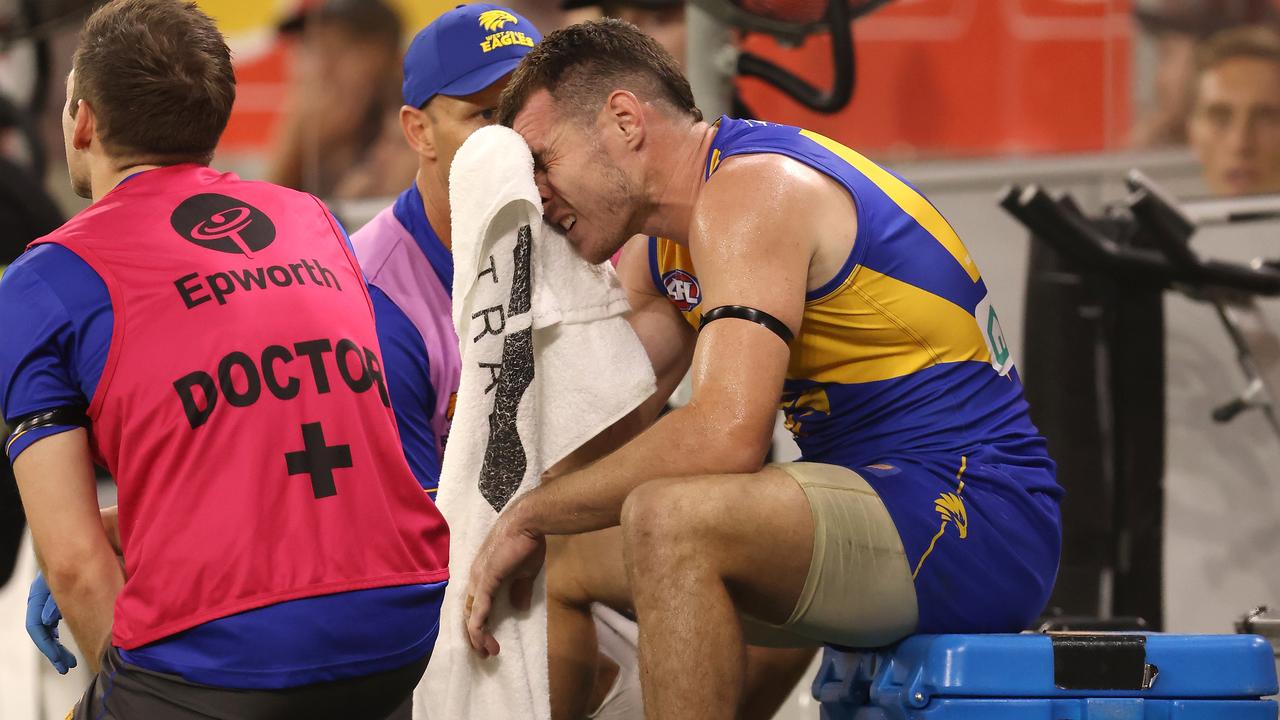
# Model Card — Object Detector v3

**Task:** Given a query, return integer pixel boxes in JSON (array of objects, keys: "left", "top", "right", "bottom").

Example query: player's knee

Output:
[{"left": 620, "top": 480, "right": 710, "bottom": 568}]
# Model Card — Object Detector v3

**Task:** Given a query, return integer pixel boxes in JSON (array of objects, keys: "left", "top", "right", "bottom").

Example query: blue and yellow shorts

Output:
[{"left": 744, "top": 454, "right": 1061, "bottom": 648}]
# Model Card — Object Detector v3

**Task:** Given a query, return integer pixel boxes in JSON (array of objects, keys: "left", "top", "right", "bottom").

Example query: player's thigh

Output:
[
  {"left": 626, "top": 462, "right": 917, "bottom": 648},
  {"left": 751, "top": 462, "right": 917, "bottom": 648},
  {"left": 548, "top": 526, "right": 633, "bottom": 612},
  {"left": 621, "top": 465, "right": 815, "bottom": 625}
]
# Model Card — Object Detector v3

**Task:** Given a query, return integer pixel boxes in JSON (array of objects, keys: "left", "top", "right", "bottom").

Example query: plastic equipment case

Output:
[{"left": 811, "top": 633, "right": 1279, "bottom": 719}]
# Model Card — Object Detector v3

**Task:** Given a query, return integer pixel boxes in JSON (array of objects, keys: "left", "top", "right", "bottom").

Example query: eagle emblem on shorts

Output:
[
  {"left": 912, "top": 458, "right": 970, "bottom": 580},
  {"left": 934, "top": 492, "right": 967, "bottom": 539},
  {"left": 479, "top": 10, "right": 518, "bottom": 31}
]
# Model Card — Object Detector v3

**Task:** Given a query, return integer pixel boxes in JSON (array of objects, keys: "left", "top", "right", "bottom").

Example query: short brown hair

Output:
[
  {"left": 497, "top": 18, "right": 700, "bottom": 127},
  {"left": 72, "top": 0, "right": 236, "bottom": 164},
  {"left": 1197, "top": 25, "right": 1280, "bottom": 75}
]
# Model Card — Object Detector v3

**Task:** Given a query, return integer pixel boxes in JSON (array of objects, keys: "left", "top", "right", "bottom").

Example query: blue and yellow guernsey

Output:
[{"left": 650, "top": 117, "right": 1063, "bottom": 633}]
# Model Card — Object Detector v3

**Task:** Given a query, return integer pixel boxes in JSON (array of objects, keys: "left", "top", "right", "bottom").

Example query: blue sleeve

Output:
[
  {"left": 329, "top": 211, "right": 359, "bottom": 259},
  {"left": 0, "top": 245, "right": 112, "bottom": 461},
  {"left": 369, "top": 284, "right": 441, "bottom": 493},
  {"left": 647, "top": 235, "right": 664, "bottom": 294}
]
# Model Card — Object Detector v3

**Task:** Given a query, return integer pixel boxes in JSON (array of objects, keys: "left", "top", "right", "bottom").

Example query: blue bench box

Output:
[{"left": 811, "top": 633, "right": 1279, "bottom": 719}]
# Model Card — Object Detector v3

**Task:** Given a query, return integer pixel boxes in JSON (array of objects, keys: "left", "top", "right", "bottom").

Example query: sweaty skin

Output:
[{"left": 465, "top": 87, "right": 855, "bottom": 719}]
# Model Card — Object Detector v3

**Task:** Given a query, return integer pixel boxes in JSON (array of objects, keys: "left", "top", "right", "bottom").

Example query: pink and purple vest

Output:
[{"left": 352, "top": 202, "right": 460, "bottom": 454}]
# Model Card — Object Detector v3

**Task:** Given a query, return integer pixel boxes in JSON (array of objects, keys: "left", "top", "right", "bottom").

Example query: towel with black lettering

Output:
[{"left": 414, "top": 126, "right": 654, "bottom": 720}]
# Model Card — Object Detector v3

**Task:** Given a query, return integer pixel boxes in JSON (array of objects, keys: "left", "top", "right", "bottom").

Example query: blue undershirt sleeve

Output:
[
  {"left": 329, "top": 211, "right": 359, "bottom": 258},
  {"left": 368, "top": 284, "right": 441, "bottom": 494},
  {"left": 0, "top": 246, "right": 109, "bottom": 462}
]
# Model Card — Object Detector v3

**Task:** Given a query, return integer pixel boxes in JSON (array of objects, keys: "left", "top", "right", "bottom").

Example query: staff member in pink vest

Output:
[
  {"left": 353, "top": 9, "right": 652, "bottom": 718},
  {"left": 353, "top": 3, "right": 543, "bottom": 498},
  {"left": 0, "top": 1, "right": 449, "bottom": 718},
  {"left": 354, "top": 8, "right": 814, "bottom": 718}
]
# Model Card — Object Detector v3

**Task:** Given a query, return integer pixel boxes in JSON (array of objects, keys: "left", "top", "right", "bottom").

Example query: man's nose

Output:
[{"left": 1228, "top": 116, "right": 1257, "bottom": 155}]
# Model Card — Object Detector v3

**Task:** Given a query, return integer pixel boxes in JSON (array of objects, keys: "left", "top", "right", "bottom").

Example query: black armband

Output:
[
  {"left": 5, "top": 407, "right": 90, "bottom": 454},
  {"left": 698, "top": 305, "right": 794, "bottom": 345}
]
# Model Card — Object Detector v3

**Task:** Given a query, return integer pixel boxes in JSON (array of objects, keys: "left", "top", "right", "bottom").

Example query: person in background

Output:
[
  {"left": 1131, "top": 0, "right": 1279, "bottom": 148},
  {"left": 561, "top": 0, "right": 686, "bottom": 68},
  {"left": 1188, "top": 25, "right": 1280, "bottom": 196},
  {"left": 350, "top": 7, "right": 650, "bottom": 717},
  {"left": 268, "top": 0, "right": 416, "bottom": 199}
]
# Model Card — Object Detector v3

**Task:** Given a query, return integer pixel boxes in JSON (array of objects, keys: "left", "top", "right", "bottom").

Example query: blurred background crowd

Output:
[{"left": 0, "top": 0, "right": 1278, "bottom": 238}]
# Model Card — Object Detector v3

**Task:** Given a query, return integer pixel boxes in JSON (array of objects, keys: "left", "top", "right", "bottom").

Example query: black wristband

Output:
[{"left": 698, "top": 305, "right": 795, "bottom": 344}]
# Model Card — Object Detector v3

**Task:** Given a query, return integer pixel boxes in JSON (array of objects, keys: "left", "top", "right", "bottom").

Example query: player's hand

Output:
[
  {"left": 26, "top": 572, "right": 77, "bottom": 674},
  {"left": 465, "top": 505, "right": 546, "bottom": 659}
]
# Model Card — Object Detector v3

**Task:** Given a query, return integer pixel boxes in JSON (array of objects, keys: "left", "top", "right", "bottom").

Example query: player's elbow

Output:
[
  {"left": 42, "top": 545, "right": 120, "bottom": 601},
  {"left": 689, "top": 404, "right": 773, "bottom": 474}
]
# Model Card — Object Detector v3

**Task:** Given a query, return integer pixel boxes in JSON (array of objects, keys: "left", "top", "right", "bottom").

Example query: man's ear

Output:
[
  {"left": 603, "top": 90, "right": 645, "bottom": 151},
  {"left": 72, "top": 100, "right": 95, "bottom": 151},
  {"left": 400, "top": 104, "right": 437, "bottom": 162}
]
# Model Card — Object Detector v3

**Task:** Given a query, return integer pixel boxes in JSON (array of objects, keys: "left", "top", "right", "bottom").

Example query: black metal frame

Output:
[{"left": 691, "top": 0, "right": 893, "bottom": 114}]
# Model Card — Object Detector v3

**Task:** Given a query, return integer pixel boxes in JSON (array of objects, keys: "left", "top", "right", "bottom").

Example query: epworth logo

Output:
[{"left": 171, "top": 193, "right": 276, "bottom": 257}]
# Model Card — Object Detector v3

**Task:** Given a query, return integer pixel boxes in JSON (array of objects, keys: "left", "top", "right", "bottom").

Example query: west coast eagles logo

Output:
[
  {"left": 479, "top": 10, "right": 517, "bottom": 31},
  {"left": 479, "top": 10, "right": 534, "bottom": 52}
]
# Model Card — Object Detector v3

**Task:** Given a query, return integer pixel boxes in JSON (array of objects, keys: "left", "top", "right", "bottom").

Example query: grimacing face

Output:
[
  {"left": 63, "top": 70, "right": 92, "bottom": 199},
  {"left": 512, "top": 90, "right": 640, "bottom": 264},
  {"left": 1189, "top": 56, "right": 1280, "bottom": 197}
]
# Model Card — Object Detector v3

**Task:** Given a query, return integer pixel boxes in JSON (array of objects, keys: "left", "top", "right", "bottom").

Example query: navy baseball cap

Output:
[{"left": 402, "top": 4, "right": 542, "bottom": 108}]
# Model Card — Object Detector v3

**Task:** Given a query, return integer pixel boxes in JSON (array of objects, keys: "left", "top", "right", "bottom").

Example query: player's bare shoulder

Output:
[
  {"left": 692, "top": 152, "right": 856, "bottom": 290},
  {"left": 697, "top": 153, "right": 853, "bottom": 226}
]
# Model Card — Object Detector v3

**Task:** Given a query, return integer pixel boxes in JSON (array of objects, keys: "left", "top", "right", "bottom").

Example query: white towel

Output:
[{"left": 414, "top": 125, "right": 656, "bottom": 720}]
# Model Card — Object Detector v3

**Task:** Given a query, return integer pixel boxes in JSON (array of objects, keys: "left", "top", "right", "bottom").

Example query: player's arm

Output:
[
  {"left": 1, "top": 247, "right": 122, "bottom": 672},
  {"left": 15, "top": 430, "right": 124, "bottom": 672},
  {"left": 100, "top": 504, "right": 121, "bottom": 554},
  {"left": 466, "top": 156, "right": 831, "bottom": 656},
  {"left": 546, "top": 234, "right": 695, "bottom": 475},
  {"left": 518, "top": 156, "right": 822, "bottom": 533}
]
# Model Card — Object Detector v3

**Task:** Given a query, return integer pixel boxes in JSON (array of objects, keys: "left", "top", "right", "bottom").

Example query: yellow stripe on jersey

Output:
[
  {"left": 656, "top": 236, "right": 990, "bottom": 385},
  {"left": 798, "top": 130, "right": 981, "bottom": 282},
  {"left": 789, "top": 267, "right": 991, "bottom": 385}
]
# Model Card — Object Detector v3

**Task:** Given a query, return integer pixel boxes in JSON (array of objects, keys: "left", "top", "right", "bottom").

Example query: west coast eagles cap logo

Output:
[
  {"left": 478, "top": 9, "right": 534, "bottom": 53},
  {"left": 479, "top": 9, "right": 518, "bottom": 31}
]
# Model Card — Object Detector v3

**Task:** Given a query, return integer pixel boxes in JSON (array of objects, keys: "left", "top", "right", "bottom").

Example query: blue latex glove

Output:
[{"left": 26, "top": 572, "right": 77, "bottom": 674}]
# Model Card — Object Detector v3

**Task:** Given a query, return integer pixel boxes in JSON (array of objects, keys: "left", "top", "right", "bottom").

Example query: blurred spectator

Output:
[
  {"left": 507, "top": 0, "right": 586, "bottom": 33},
  {"left": 267, "top": 0, "right": 416, "bottom": 199},
  {"left": 0, "top": 92, "right": 62, "bottom": 589},
  {"left": 0, "top": 97, "right": 61, "bottom": 266},
  {"left": 1132, "top": 0, "right": 1280, "bottom": 147},
  {"left": 561, "top": 0, "right": 686, "bottom": 68},
  {"left": 1187, "top": 25, "right": 1280, "bottom": 195}
]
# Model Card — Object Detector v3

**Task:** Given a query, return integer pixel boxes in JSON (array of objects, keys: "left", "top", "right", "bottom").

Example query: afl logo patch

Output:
[
  {"left": 171, "top": 193, "right": 276, "bottom": 258},
  {"left": 662, "top": 269, "right": 701, "bottom": 312}
]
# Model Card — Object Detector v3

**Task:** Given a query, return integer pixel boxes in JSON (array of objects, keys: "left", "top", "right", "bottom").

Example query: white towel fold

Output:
[{"left": 414, "top": 125, "right": 656, "bottom": 720}]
